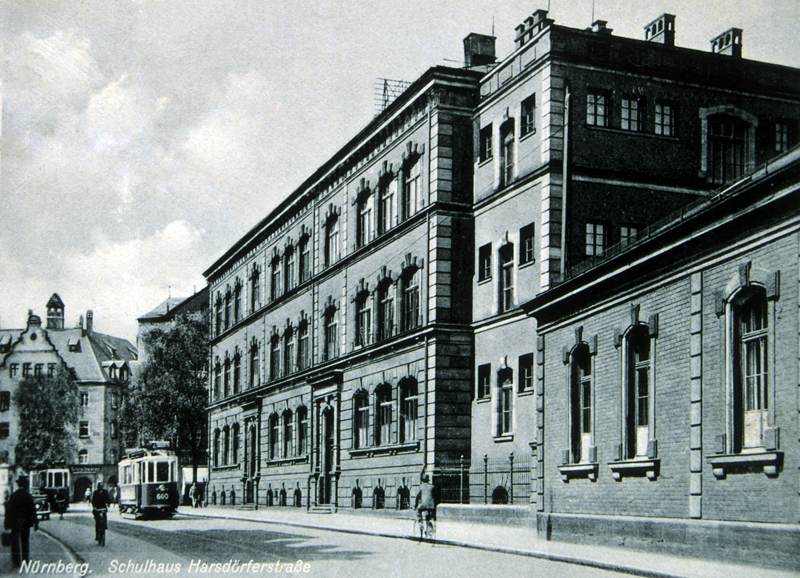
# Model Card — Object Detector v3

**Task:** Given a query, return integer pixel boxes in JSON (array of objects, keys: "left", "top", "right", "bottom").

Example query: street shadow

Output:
[{"left": 69, "top": 517, "right": 373, "bottom": 562}]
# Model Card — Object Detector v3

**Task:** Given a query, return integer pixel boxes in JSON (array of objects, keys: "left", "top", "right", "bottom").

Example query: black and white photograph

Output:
[{"left": 0, "top": 1, "right": 799, "bottom": 576}]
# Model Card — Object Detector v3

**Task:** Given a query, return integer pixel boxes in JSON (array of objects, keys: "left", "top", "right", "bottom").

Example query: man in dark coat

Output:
[{"left": 4, "top": 476, "right": 39, "bottom": 567}]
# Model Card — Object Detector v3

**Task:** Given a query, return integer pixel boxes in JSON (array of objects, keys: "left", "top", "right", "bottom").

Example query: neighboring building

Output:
[
  {"left": 136, "top": 288, "right": 209, "bottom": 365},
  {"left": 471, "top": 10, "right": 800, "bottom": 508},
  {"left": 204, "top": 66, "right": 480, "bottom": 511},
  {"left": 524, "top": 144, "right": 800, "bottom": 567},
  {"left": 0, "top": 295, "right": 137, "bottom": 501}
]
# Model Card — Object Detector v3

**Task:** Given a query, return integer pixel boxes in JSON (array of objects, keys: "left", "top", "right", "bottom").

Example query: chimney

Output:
[
  {"left": 86, "top": 310, "right": 93, "bottom": 334},
  {"left": 588, "top": 20, "right": 613, "bottom": 35},
  {"left": 77, "top": 315, "right": 84, "bottom": 329},
  {"left": 463, "top": 33, "right": 496, "bottom": 68},
  {"left": 26, "top": 310, "right": 42, "bottom": 329},
  {"left": 644, "top": 14, "right": 675, "bottom": 46},
  {"left": 711, "top": 28, "right": 742, "bottom": 57},
  {"left": 514, "top": 9, "right": 553, "bottom": 49}
]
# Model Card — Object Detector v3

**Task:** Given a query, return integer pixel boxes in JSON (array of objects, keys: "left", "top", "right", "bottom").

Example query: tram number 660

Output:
[{"left": 156, "top": 492, "right": 169, "bottom": 500}]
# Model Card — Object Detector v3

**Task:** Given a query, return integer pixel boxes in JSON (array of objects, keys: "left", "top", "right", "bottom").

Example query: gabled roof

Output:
[
  {"left": 32, "top": 328, "right": 137, "bottom": 383},
  {"left": 46, "top": 293, "right": 65, "bottom": 308}
]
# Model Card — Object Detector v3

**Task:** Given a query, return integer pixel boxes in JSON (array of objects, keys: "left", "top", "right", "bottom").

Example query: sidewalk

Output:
[{"left": 181, "top": 505, "right": 798, "bottom": 578}]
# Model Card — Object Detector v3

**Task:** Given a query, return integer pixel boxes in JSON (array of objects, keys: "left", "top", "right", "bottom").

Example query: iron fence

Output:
[{"left": 437, "top": 452, "right": 531, "bottom": 505}]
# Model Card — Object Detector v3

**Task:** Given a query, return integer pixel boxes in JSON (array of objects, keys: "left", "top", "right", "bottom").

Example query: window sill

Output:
[
  {"left": 558, "top": 462, "right": 598, "bottom": 482},
  {"left": 519, "top": 259, "right": 536, "bottom": 270},
  {"left": 493, "top": 434, "right": 514, "bottom": 443},
  {"left": 479, "top": 157, "right": 493, "bottom": 167},
  {"left": 475, "top": 397, "right": 491, "bottom": 404},
  {"left": 708, "top": 451, "right": 783, "bottom": 478},
  {"left": 517, "top": 389, "right": 534, "bottom": 397},
  {"left": 349, "top": 442, "right": 419, "bottom": 458},
  {"left": 584, "top": 124, "right": 680, "bottom": 141},
  {"left": 212, "top": 464, "right": 241, "bottom": 472},
  {"left": 609, "top": 458, "right": 660, "bottom": 480},
  {"left": 265, "top": 456, "right": 309, "bottom": 467},
  {"left": 477, "top": 277, "right": 492, "bottom": 286},
  {"left": 520, "top": 129, "right": 537, "bottom": 142}
]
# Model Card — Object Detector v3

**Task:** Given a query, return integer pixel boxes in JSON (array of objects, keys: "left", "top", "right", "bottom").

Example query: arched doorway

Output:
[{"left": 73, "top": 477, "right": 92, "bottom": 503}]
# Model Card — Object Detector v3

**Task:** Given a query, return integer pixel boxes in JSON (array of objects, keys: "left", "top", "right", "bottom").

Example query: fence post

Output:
[
  {"left": 509, "top": 452, "right": 514, "bottom": 505},
  {"left": 459, "top": 455, "right": 465, "bottom": 504},
  {"left": 483, "top": 454, "right": 488, "bottom": 504}
]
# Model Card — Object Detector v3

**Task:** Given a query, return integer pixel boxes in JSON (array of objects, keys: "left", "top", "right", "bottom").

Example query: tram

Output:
[
  {"left": 32, "top": 466, "right": 70, "bottom": 519},
  {"left": 118, "top": 442, "right": 181, "bottom": 517}
]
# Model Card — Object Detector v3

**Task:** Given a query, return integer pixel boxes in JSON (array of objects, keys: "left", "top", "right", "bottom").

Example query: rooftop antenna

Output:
[
  {"left": 168, "top": 285, "right": 171, "bottom": 298},
  {"left": 492, "top": 16, "right": 495, "bottom": 36},
  {"left": 591, "top": 0, "right": 596, "bottom": 23}
]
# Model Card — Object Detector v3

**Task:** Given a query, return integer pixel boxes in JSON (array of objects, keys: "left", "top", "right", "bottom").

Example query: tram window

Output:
[
  {"left": 156, "top": 461, "right": 169, "bottom": 482},
  {"left": 54, "top": 473, "right": 63, "bottom": 487},
  {"left": 148, "top": 462, "right": 154, "bottom": 483}
]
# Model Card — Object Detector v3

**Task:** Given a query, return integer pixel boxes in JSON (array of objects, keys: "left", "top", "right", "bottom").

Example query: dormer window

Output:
[{"left": 68, "top": 337, "right": 81, "bottom": 352}]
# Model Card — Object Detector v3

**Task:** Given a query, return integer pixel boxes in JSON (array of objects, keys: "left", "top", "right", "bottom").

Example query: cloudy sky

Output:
[{"left": 1, "top": 0, "right": 798, "bottom": 344}]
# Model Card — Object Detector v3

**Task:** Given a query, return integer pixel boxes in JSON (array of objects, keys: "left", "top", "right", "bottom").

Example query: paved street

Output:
[{"left": 1, "top": 506, "right": 621, "bottom": 578}]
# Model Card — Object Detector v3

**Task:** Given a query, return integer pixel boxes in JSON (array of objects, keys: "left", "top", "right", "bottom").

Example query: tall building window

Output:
[
  {"left": 377, "top": 282, "right": 394, "bottom": 341},
  {"left": 249, "top": 342, "right": 260, "bottom": 388},
  {"left": 655, "top": 102, "right": 674, "bottom": 136},
  {"left": 269, "top": 413, "right": 279, "bottom": 460},
  {"left": 585, "top": 222, "right": 606, "bottom": 256},
  {"left": 81, "top": 392, "right": 90, "bottom": 407},
  {"left": 233, "top": 351, "right": 241, "bottom": 395},
  {"left": 214, "top": 361, "right": 222, "bottom": 399},
  {"left": 215, "top": 296, "right": 223, "bottom": 336},
  {"left": 500, "top": 120, "right": 515, "bottom": 187},
  {"left": 270, "top": 336, "right": 281, "bottom": 380},
  {"left": 23, "top": 363, "right": 31, "bottom": 378},
  {"left": 499, "top": 244, "right": 514, "bottom": 313},
  {"left": 0, "top": 391, "right": 9, "bottom": 412},
  {"left": 270, "top": 256, "right": 282, "bottom": 301},
  {"left": 497, "top": 368, "right": 513, "bottom": 436},
  {"left": 709, "top": 116, "right": 747, "bottom": 184},
  {"left": 47, "top": 363, "right": 56, "bottom": 377},
  {"left": 299, "top": 237, "right": 311, "bottom": 283},
  {"left": 234, "top": 282, "right": 242, "bottom": 323},
  {"left": 621, "top": 97, "right": 642, "bottom": 131},
  {"left": 353, "top": 391, "right": 369, "bottom": 449},
  {"left": 620, "top": 225, "right": 640, "bottom": 248},
  {"left": 284, "top": 328, "right": 295, "bottom": 376},
  {"left": 357, "top": 191, "right": 374, "bottom": 248},
  {"left": 284, "top": 246, "right": 295, "bottom": 293},
  {"left": 519, "top": 353, "right": 534, "bottom": 393},
  {"left": 79, "top": 421, "right": 90, "bottom": 438},
  {"left": 379, "top": 178, "right": 397, "bottom": 235},
  {"left": 775, "top": 122, "right": 792, "bottom": 153},
  {"left": 355, "top": 293, "right": 371, "bottom": 347},
  {"left": 480, "top": 124, "right": 493, "bottom": 162},
  {"left": 521, "top": 94, "right": 536, "bottom": 137},
  {"left": 297, "top": 406, "right": 308, "bottom": 455},
  {"left": 250, "top": 265, "right": 261, "bottom": 312},
  {"left": 283, "top": 410, "right": 294, "bottom": 458},
  {"left": 733, "top": 288, "right": 770, "bottom": 451},
  {"left": 586, "top": 92, "right": 608, "bottom": 127},
  {"left": 9, "top": 364, "right": 18, "bottom": 378},
  {"left": 375, "top": 384, "right": 392, "bottom": 446},
  {"left": 78, "top": 449, "right": 88, "bottom": 464},
  {"left": 402, "top": 268, "right": 420, "bottom": 332},
  {"left": 222, "top": 426, "right": 230, "bottom": 466},
  {"left": 232, "top": 423, "right": 240, "bottom": 465},
  {"left": 324, "top": 308, "right": 338, "bottom": 361},
  {"left": 0, "top": 422, "right": 8, "bottom": 439},
  {"left": 570, "top": 345, "right": 593, "bottom": 463},
  {"left": 478, "top": 244, "right": 492, "bottom": 282},
  {"left": 224, "top": 289, "right": 232, "bottom": 330},
  {"left": 520, "top": 223, "right": 535, "bottom": 265},
  {"left": 625, "top": 326, "right": 652, "bottom": 459},
  {"left": 325, "top": 216, "right": 339, "bottom": 267},
  {"left": 403, "top": 159, "right": 421, "bottom": 220},
  {"left": 224, "top": 357, "right": 231, "bottom": 397},
  {"left": 297, "top": 322, "right": 309, "bottom": 371},
  {"left": 400, "top": 379, "right": 418, "bottom": 443},
  {"left": 477, "top": 363, "right": 491, "bottom": 400},
  {"left": 34, "top": 364, "right": 43, "bottom": 377}
]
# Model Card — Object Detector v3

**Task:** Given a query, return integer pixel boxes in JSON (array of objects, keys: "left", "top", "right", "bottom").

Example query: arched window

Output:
[
  {"left": 213, "top": 360, "right": 222, "bottom": 400},
  {"left": 270, "top": 255, "right": 282, "bottom": 301},
  {"left": 570, "top": 344, "right": 593, "bottom": 463},
  {"left": 284, "top": 245, "right": 295, "bottom": 293},
  {"left": 325, "top": 216, "right": 339, "bottom": 267},
  {"left": 250, "top": 264, "right": 261, "bottom": 312},
  {"left": 401, "top": 268, "right": 420, "bottom": 332},
  {"left": 79, "top": 449, "right": 88, "bottom": 465},
  {"left": 299, "top": 236, "right": 311, "bottom": 284},
  {"left": 625, "top": 325, "right": 652, "bottom": 459},
  {"left": 355, "top": 292, "right": 371, "bottom": 347},
  {"left": 232, "top": 423, "right": 240, "bottom": 465},
  {"left": 215, "top": 294, "right": 223, "bottom": 336},
  {"left": 499, "top": 244, "right": 514, "bottom": 313},
  {"left": 399, "top": 379, "right": 418, "bottom": 443},
  {"left": 379, "top": 177, "right": 397, "bottom": 235},
  {"left": 233, "top": 350, "right": 241, "bottom": 395},
  {"left": 375, "top": 384, "right": 392, "bottom": 446},
  {"left": 223, "top": 356, "right": 231, "bottom": 398},
  {"left": 497, "top": 368, "right": 513, "bottom": 436},
  {"left": 213, "top": 429, "right": 221, "bottom": 468},
  {"left": 297, "top": 406, "right": 308, "bottom": 455},
  {"left": 353, "top": 391, "right": 369, "bottom": 449},
  {"left": 224, "top": 288, "right": 232, "bottom": 330},
  {"left": 269, "top": 414, "right": 279, "bottom": 460},
  {"left": 222, "top": 425, "right": 230, "bottom": 466},
  {"left": 283, "top": 328, "right": 295, "bottom": 376},
  {"left": 499, "top": 119, "right": 515, "bottom": 188},
  {"left": 249, "top": 341, "right": 260, "bottom": 388},
  {"left": 732, "top": 288, "right": 770, "bottom": 452},
  {"left": 700, "top": 107, "right": 757, "bottom": 185},
  {"left": 283, "top": 410, "right": 294, "bottom": 458},
  {"left": 323, "top": 307, "right": 338, "bottom": 361},
  {"left": 233, "top": 280, "right": 242, "bottom": 323}
]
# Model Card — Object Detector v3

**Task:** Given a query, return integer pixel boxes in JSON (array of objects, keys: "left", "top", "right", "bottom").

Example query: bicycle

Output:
[
  {"left": 93, "top": 508, "right": 108, "bottom": 547},
  {"left": 418, "top": 508, "right": 436, "bottom": 541}
]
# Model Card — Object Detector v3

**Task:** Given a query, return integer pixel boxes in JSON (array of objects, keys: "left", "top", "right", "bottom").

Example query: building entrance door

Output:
[{"left": 319, "top": 407, "right": 334, "bottom": 504}]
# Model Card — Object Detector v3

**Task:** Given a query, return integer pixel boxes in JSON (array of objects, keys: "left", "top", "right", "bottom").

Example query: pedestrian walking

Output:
[
  {"left": 4, "top": 476, "right": 39, "bottom": 568},
  {"left": 84, "top": 486, "right": 92, "bottom": 504},
  {"left": 55, "top": 487, "right": 68, "bottom": 520},
  {"left": 190, "top": 483, "right": 198, "bottom": 508}
]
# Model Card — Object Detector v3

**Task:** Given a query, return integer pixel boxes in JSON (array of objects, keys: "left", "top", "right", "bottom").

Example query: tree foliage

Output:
[
  {"left": 121, "top": 311, "right": 209, "bottom": 471},
  {"left": 14, "top": 368, "right": 80, "bottom": 471}
]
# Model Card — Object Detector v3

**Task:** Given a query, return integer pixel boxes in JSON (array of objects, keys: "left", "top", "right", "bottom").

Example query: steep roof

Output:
[{"left": 43, "top": 328, "right": 137, "bottom": 383}]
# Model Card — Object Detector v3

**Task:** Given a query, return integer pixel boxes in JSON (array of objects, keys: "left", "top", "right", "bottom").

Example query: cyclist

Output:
[
  {"left": 91, "top": 482, "right": 111, "bottom": 546},
  {"left": 414, "top": 474, "right": 437, "bottom": 540}
]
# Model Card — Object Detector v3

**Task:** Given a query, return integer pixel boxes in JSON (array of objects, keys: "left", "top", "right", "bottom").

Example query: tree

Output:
[
  {"left": 121, "top": 311, "right": 209, "bottom": 481},
  {"left": 14, "top": 368, "right": 80, "bottom": 472}
]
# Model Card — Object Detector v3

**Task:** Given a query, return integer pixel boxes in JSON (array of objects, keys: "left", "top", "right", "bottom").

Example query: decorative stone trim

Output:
[
  {"left": 609, "top": 458, "right": 660, "bottom": 481},
  {"left": 558, "top": 462, "right": 598, "bottom": 482},
  {"left": 348, "top": 442, "right": 419, "bottom": 458},
  {"left": 708, "top": 451, "right": 783, "bottom": 478},
  {"left": 264, "top": 456, "right": 309, "bottom": 467}
]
